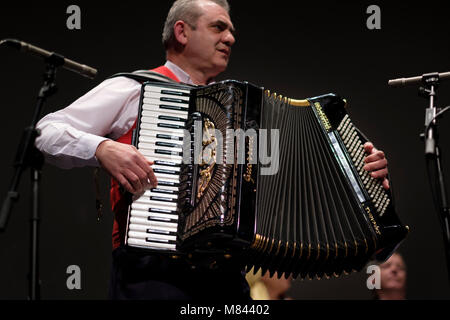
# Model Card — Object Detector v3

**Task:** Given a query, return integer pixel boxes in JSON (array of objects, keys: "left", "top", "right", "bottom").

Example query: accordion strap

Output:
[{"left": 108, "top": 69, "right": 178, "bottom": 84}]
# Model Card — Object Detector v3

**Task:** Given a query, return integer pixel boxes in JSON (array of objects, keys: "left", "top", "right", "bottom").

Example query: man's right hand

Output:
[{"left": 95, "top": 140, "right": 158, "bottom": 194}]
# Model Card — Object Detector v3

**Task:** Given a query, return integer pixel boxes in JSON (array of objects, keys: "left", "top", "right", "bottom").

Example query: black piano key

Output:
[
  {"left": 160, "top": 97, "right": 189, "bottom": 104},
  {"left": 148, "top": 215, "right": 178, "bottom": 223},
  {"left": 156, "top": 133, "right": 183, "bottom": 141},
  {"left": 150, "top": 196, "right": 178, "bottom": 203},
  {"left": 149, "top": 208, "right": 177, "bottom": 215},
  {"left": 155, "top": 149, "right": 183, "bottom": 156},
  {"left": 158, "top": 115, "right": 185, "bottom": 122},
  {"left": 158, "top": 123, "right": 185, "bottom": 130},
  {"left": 159, "top": 104, "right": 189, "bottom": 112},
  {"left": 155, "top": 141, "right": 179, "bottom": 148},
  {"left": 151, "top": 188, "right": 178, "bottom": 195},
  {"left": 153, "top": 168, "right": 179, "bottom": 175},
  {"left": 146, "top": 228, "right": 177, "bottom": 235},
  {"left": 154, "top": 160, "right": 181, "bottom": 167},
  {"left": 145, "top": 237, "right": 176, "bottom": 244},
  {"left": 157, "top": 181, "right": 180, "bottom": 187},
  {"left": 161, "top": 89, "right": 190, "bottom": 97}
]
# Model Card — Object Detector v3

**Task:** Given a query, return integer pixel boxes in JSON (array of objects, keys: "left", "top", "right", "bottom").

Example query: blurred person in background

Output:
[
  {"left": 246, "top": 268, "right": 293, "bottom": 300},
  {"left": 374, "top": 252, "right": 407, "bottom": 300}
]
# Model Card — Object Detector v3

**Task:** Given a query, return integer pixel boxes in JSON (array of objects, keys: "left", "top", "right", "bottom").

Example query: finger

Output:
[
  {"left": 370, "top": 167, "right": 388, "bottom": 179},
  {"left": 117, "top": 174, "right": 136, "bottom": 194},
  {"left": 135, "top": 166, "right": 153, "bottom": 190},
  {"left": 123, "top": 169, "right": 144, "bottom": 194},
  {"left": 364, "top": 150, "right": 385, "bottom": 163},
  {"left": 147, "top": 167, "right": 158, "bottom": 188},
  {"left": 363, "top": 142, "right": 374, "bottom": 154},
  {"left": 124, "top": 157, "right": 152, "bottom": 189},
  {"left": 133, "top": 151, "right": 155, "bottom": 179},
  {"left": 363, "top": 158, "right": 388, "bottom": 172},
  {"left": 132, "top": 150, "right": 152, "bottom": 171},
  {"left": 382, "top": 178, "right": 390, "bottom": 190},
  {"left": 135, "top": 156, "right": 157, "bottom": 188}
]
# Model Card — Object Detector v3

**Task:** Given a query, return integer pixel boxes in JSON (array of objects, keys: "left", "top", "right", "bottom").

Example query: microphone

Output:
[
  {"left": 388, "top": 71, "right": 450, "bottom": 87},
  {"left": 0, "top": 38, "right": 97, "bottom": 79}
]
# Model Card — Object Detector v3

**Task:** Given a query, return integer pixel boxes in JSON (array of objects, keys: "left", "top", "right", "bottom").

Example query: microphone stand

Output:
[
  {"left": 419, "top": 72, "right": 450, "bottom": 286},
  {"left": 0, "top": 53, "right": 64, "bottom": 300}
]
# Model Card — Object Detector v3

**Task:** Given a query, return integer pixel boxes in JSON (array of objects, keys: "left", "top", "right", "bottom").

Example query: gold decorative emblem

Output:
[
  {"left": 243, "top": 135, "right": 255, "bottom": 183},
  {"left": 197, "top": 118, "right": 217, "bottom": 199}
]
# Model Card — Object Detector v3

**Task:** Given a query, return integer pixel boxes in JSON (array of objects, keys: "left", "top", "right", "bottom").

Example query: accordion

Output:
[{"left": 124, "top": 79, "right": 409, "bottom": 279}]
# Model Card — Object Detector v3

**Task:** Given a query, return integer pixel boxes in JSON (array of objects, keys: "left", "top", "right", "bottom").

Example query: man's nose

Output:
[{"left": 223, "top": 30, "right": 235, "bottom": 47}]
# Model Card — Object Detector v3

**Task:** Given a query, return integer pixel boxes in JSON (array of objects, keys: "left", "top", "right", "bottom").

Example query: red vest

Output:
[{"left": 110, "top": 66, "right": 180, "bottom": 250}]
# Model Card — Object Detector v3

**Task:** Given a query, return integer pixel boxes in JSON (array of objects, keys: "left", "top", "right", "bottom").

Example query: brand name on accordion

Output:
[
  {"left": 365, "top": 206, "right": 382, "bottom": 235},
  {"left": 313, "top": 102, "right": 332, "bottom": 131}
]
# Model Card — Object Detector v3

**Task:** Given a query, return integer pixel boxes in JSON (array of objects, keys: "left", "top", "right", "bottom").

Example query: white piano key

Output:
[
  {"left": 128, "top": 231, "right": 176, "bottom": 242},
  {"left": 148, "top": 185, "right": 179, "bottom": 193},
  {"left": 138, "top": 142, "right": 183, "bottom": 154},
  {"left": 140, "top": 150, "right": 183, "bottom": 162},
  {"left": 128, "top": 220, "right": 177, "bottom": 231},
  {"left": 127, "top": 238, "right": 176, "bottom": 250},
  {"left": 140, "top": 115, "right": 186, "bottom": 127},
  {"left": 135, "top": 195, "right": 178, "bottom": 206},
  {"left": 151, "top": 165, "right": 181, "bottom": 173},
  {"left": 140, "top": 123, "right": 185, "bottom": 135},
  {"left": 144, "top": 85, "right": 191, "bottom": 95},
  {"left": 139, "top": 129, "right": 185, "bottom": 141},
  {"left": 154, "top": 173, "right": 180, "bottom": 183},
  {"left": 138, "top": 135, "right": 184, "bottom": 146},
  {"left": 140, "top": 191, "right": 178, "bottom": 200},
  {"left": 130, "top": 210, "right": 178, "bottom": 221},
  {"left": 132, "top": 201, "right": 177, "bottom": 211},
  {"left": 142, "top": 103, "right": 189, "bottom": 117},
  {"left": 143, "top": 97, "right": 188, "bottom": 108},
  {"left": 145, "top": 90, "right": 190, "bottom": 101},
  {"left": 128, "top": 223, "right": 177, "bottom": 234},
  {"left": 142, "top": 109, "right": 188, "bottom": 120},
  {"left": 141, "top": 110, "right": 188, "bottom": 122}
]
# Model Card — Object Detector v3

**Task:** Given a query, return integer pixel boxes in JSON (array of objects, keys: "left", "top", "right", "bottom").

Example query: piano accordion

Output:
[{"left": 124, "top": 79, "right": 408, "bottom": 279}]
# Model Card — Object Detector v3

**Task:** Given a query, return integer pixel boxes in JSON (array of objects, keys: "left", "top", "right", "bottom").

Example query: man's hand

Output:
[
  {"left": 363, "top": 142, "right": 389, "bottom": 190},
  {"left": 95, "top": 140, "right": 157, "bottom": 194}
]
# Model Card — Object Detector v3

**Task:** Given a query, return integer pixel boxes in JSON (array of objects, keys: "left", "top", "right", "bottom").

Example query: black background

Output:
[{"left": 0, "top": 1, "right": 449, "bottom": 300}]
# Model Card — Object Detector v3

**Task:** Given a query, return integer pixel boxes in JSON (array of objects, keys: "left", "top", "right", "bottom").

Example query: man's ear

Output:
[{"left": 173, "top": 20, "right": 188, "bottom": 46}]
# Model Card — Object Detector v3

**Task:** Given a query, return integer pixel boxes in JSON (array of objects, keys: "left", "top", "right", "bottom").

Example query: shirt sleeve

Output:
[{"left": 35, "top": 76, "right": 141, "bottom": 169}]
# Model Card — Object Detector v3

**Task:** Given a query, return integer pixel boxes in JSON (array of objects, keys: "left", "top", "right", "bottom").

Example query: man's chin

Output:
[{"left": 211, "top": 62, "right": 229, "bottom": 76}]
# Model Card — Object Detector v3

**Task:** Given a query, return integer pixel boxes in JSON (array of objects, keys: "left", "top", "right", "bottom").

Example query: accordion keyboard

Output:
[
  {"left": 126, "top": 83, "right": 191, "bottom": 251},
  {"left": 336, "top": 114, "right": 390, "bottom": 216}
]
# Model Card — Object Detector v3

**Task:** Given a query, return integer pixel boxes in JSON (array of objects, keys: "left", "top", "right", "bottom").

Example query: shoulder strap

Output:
[{"left": 108, "top": 69, "right": 177, "bottom": 84}]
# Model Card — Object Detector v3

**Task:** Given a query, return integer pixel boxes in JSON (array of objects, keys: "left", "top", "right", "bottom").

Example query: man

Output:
[{"left": 35, "top": 0, "right": 390, "bottom": 299}]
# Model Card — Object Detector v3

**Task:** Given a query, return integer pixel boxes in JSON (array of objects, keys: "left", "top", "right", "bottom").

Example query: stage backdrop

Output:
[{"left": 0, "top": 1, "right": 449, "bottom": 299}]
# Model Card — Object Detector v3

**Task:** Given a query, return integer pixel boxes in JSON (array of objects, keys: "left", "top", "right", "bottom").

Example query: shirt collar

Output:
[
  {"left": 164, "top": 61, "right": 194, "bottom": 85},
  {"left": 164, "top": 60, "right": 216, "bottom": 85}
]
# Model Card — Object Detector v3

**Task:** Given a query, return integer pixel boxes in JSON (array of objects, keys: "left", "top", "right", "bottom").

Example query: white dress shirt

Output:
[{"left": 35, "top": 61, "right": 195, "bottom": 169}]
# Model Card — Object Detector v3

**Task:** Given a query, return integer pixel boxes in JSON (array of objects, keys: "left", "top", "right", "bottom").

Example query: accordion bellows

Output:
[{"left": 125, "top": 80, "right": 409, "bottom": 279}]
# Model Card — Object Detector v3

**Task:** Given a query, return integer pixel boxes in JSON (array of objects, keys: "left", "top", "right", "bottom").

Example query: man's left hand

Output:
[{"left": 363, "top": 142, "right": 390, "bottom": 190}]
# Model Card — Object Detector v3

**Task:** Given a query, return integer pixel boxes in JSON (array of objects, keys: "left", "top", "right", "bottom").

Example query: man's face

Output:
[
  {"left": 184, "top": 1, "right": 235, "bottom": 78},
  {"left": 380, "top": 253, "right": 407, "bottom": 291}
]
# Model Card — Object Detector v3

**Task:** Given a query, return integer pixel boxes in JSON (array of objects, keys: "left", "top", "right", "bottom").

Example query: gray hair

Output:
[{"left": 162, "top": 0, "right": 230, "bottom": 50}]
